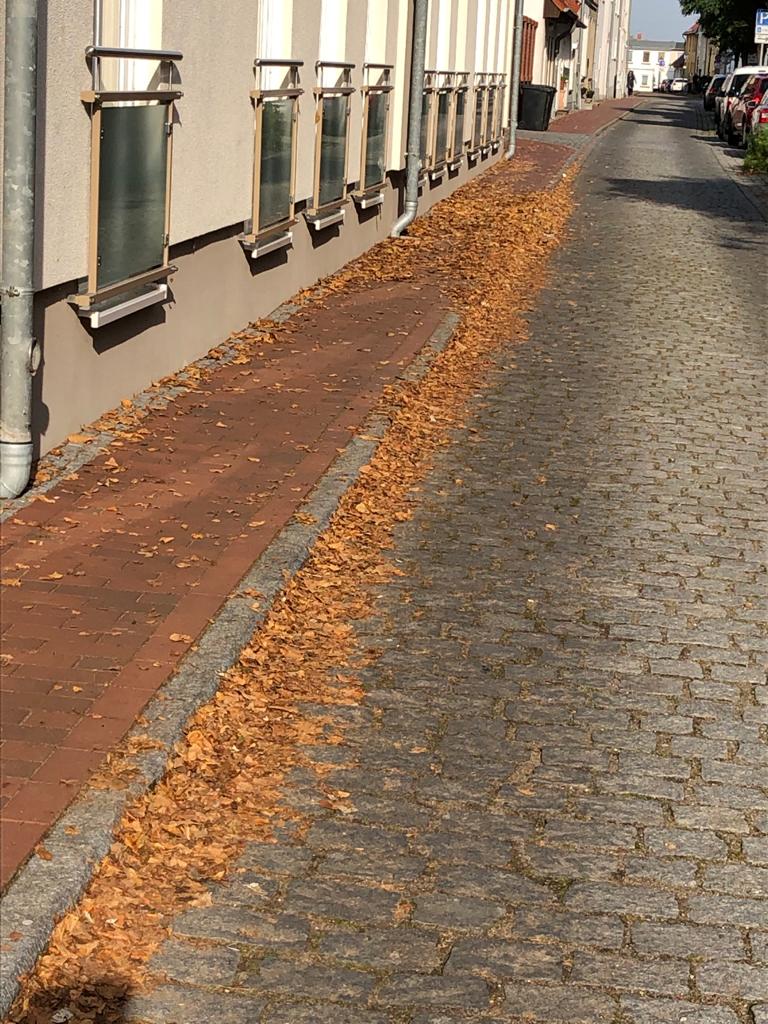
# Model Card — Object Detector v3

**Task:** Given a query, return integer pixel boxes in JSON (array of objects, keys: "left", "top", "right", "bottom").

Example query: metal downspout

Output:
[
  {"left": 1, "top": 0, "right": 39, "bottom": 499},
  {"left": 391, "top": 0, "right": 429, "bottom": 237},
  {"left": 506, "top": 0, "right": 525, "bottom": 158}
]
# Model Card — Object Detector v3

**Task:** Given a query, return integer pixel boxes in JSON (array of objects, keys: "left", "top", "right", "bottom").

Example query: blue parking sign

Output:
[{"left": 756, "top": 9, "right": 768, "bottom": 43}]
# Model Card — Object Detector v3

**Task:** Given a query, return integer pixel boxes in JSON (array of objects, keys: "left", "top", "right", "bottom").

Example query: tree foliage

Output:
[{"left": 680, "top": 0, "right": 760, "bottom": 62}]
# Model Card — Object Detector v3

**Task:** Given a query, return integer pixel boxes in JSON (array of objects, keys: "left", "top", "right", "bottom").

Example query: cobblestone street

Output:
[
  {"left": 113, "top": 97, "right": 768, "bottom": 1024},
  {"left": 11, "top": 95, "right": 768, "bottom": 1024}
]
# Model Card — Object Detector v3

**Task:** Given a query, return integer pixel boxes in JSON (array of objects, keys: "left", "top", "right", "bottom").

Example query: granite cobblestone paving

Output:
[{"left": 127, "top": 98, "right": 767, "bottom": 1023}]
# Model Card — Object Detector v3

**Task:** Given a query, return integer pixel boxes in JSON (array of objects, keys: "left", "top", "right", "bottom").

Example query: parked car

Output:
[
  {"left": 658, "top": 79, "right": 671, "bottom": 92},
  {"left": 670, "top": 78, "right": 689, "bottom": 93},
  {"left": 703, "top": 74, "right": 726, "bottom": 112},
  {"left": 730, "top": 74, "right": 768, "bottom": 145},
  {"left": 718, "top": 65, "right": 768, "bottom": 141},
  {"left": 747, "top": 90, "right": 768, "bottom": 140}
]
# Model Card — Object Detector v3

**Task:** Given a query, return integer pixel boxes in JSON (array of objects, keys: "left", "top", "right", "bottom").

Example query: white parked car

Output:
[{"left": 669, "top": 79, "right": 689, "bottom": 93}]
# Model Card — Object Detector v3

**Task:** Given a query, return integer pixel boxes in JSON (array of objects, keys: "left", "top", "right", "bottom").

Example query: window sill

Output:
[
  {"left": 429, "top": 166, "right": 446, "bottom": 182},
  {"left": 352, "top": 190, "right": 384, "bottom": 209},
  {"left": 305, "top": 206, "right": 345, "bottom": 231},
  {"left": 74, "top": 282, "right": 169, "bottom": 328},
  {"left": 240, "top": 229, "right": 293, "bottom": 259}
]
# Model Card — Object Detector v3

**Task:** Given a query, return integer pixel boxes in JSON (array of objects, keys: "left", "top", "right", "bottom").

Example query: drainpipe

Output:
[
  {"left": 391, "top": 0, "right": 429, "bottom": 237},
  {"left": 1, "top": 0, "right": 39, "bottom": 499},
  {"left": 506, "top": 0, "right": 525, "bottom": 158}
]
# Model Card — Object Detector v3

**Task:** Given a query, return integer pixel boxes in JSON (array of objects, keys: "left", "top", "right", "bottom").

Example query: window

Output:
[
  {"left": 471, "top": 73, "right": 487, "bottom": 153},
  {"left": 310, "top": 62, "right": 354, "bottom": 219},
  {"left": 643, "top": 51, "right": 650, "bottom": 63},
  {"left": 428, "top": 71, "right": 454, "bottom": 173},
  {"left": 493, "top": 77, "right": 506, "bottom": 143},
  {"left": 70, "top": 42, "right": 182, "bottom": 324},
  {"left": 357, "top": 64, "right": 393, "bottom": 196},
  {"left": 243, "top": 58, "right": 302, "bottom": 250},
  {"left": 449, "top": 73, "right": 469, "bottom": 164},
  {"left": 485, "top": 83, "right": 496, "bottom": 148},
  {"left": 420, "top": 72, "right": 436, "bottom": 172}
]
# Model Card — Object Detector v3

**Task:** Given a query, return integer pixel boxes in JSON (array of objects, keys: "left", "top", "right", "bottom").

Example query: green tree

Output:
[{"left": 680, "top": 0, "right": 760, "bottom": 63}]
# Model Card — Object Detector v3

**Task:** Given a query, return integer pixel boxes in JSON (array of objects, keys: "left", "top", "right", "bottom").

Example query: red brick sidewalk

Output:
[
  {"left": 549, "top": 95, "right": 643, "bottom": 134},
  {"left": 0, "top": 110, "right": 637, "bottom": 889}
]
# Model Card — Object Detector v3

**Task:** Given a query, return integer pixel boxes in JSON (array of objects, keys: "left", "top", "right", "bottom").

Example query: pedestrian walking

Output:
[{"left": 627, "top": 69, "right": 635, "bottom": 96}]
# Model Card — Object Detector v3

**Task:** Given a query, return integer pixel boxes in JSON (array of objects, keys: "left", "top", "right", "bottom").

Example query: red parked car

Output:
[
  {"left": 747, "top": 91, "right": 768, "bottom": 140},
  {"left": 728, "top": 73, "right": 768, "bottom": 146}
]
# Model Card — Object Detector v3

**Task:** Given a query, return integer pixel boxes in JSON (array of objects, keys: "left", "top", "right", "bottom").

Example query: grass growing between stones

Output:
[{"left": 7, "top": 160, "right": 574, "bottom": 1024}]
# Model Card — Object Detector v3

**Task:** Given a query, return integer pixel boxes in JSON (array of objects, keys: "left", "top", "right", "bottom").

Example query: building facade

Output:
[
  {"left": 683, "top": 21, "right": 719, "bottom": 79},
  {"left": 1, "top": 0, "right": 628, "bottom": 461},
  {"left": 628, "top": 37, "right": 685, "bottom": 91}
]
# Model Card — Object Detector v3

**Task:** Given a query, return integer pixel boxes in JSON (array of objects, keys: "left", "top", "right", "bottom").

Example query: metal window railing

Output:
[
  {"left": 244, "top": 59, "right": 304, "bottom": 243},
  {"left": 310, "top": 62, "right": 355, "bottom": 216},
  {"left": 70, "top": 46, "right": 183, "bottom": 312}
]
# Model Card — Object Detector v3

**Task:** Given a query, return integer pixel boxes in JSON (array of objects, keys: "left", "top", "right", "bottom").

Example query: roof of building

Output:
[
  {"left": 685, "top": 20, "right": 700, "bottom": 35},
  {"left": 629, "top": 38, "right": 685, "bottom": 51}
]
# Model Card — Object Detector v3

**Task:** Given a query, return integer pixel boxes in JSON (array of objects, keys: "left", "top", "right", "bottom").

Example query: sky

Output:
[{"left": 629, "top": 0, "right": 693, "bottom": 42}]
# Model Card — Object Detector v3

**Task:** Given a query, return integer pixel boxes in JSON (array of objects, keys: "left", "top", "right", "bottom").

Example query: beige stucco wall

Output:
[
  {"left": 32, "top": 143, "right": 503, "bottom": 456},
  {"left": 6, "top": 0, "right": 525, "bottom": 455},
  {"left": 163, "top": 1, "right": 256, "bottom": 247}
]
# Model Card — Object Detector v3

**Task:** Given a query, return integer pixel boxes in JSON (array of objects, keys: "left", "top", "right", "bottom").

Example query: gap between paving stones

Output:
[{"left": 2, "top": 157, "right": 575, "bottom": 1021}]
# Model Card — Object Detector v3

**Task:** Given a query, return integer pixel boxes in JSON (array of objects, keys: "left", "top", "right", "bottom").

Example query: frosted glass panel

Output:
[
  {"left": 435, "top": 91, "right": 450, "bottom": 162},
  {"left": 259, "top": 98, "right": 293, "bottom": 230},
  {"left": 97, "top": 104, "right": 168, "bottom": 289},
  {"left": 474, "top": 89, "right": 484, "bottom": 145},
  {"left": 453, "top": 91, "right": 465, "bottom": 155},
  {"left": 319, "top": 96, "right": 347, "bottom": 207},
  {"left": 364, "top": 92, "right": 387, "bottom": 190}
]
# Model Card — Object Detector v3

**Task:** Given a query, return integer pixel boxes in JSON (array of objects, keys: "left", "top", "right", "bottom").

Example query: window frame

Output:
[
  {"left": 492, "top": 74, "right": 506, "bottom": 146},
  {"left": 469, "top": 72, "right": 488, "bottom": 156},
  {"left": 448, "top": 72, "right": 470, "bottom": 166},
  {"left": 484, "top": 76, "right": 497, "bottom": 151},
  {"left": 70, "top": 45, "right": 183, "bottom": 314},
  {"left": 243, "top": 57, "right": 303, "bottom": 246},
  {"left": 309, "top": 61, "right": 355, "bottom": 219},
  {"left": 427, "top": 70, "right": 454, "bottom": 174},
  {"left": 420, "top": 70, "right": 438, "bottom": 175},
  {"left": 355, "top": 63, "right": 394, "bottom": 201}
]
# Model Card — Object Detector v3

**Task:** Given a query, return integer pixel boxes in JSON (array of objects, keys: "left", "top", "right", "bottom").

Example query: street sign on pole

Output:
[{"left": 755, "top": 9, "right": 768, "bottom": 44}]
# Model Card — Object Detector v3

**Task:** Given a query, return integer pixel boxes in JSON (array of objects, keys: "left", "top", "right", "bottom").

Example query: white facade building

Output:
[{"left": 628, "top": 38, "right": 685, "bottom": 92}]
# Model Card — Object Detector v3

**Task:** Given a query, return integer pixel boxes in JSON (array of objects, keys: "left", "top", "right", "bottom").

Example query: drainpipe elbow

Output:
[
  {"left": 391, "top": 198, "right": 419, "bottom": 238},
  {"left": 0, "top": 442, "right": 33, "bottom": 499}
]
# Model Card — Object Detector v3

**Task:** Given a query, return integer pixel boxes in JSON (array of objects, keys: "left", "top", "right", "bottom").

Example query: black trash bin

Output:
[{"left": 519, "top": 84, "right": 556, "bottom": 131}]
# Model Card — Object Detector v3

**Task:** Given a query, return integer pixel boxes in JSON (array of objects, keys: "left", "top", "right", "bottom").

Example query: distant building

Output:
[
  {"left": 683, "top": 20, "right": 719, "bottom": 78},
  {"left": 627, "top": 37, "right": 685, "bottom": 91}
]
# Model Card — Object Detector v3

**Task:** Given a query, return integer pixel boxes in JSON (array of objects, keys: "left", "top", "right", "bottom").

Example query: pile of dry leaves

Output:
[{"left": 7, "top": 160, "right": 574, "bottom": 1023}]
